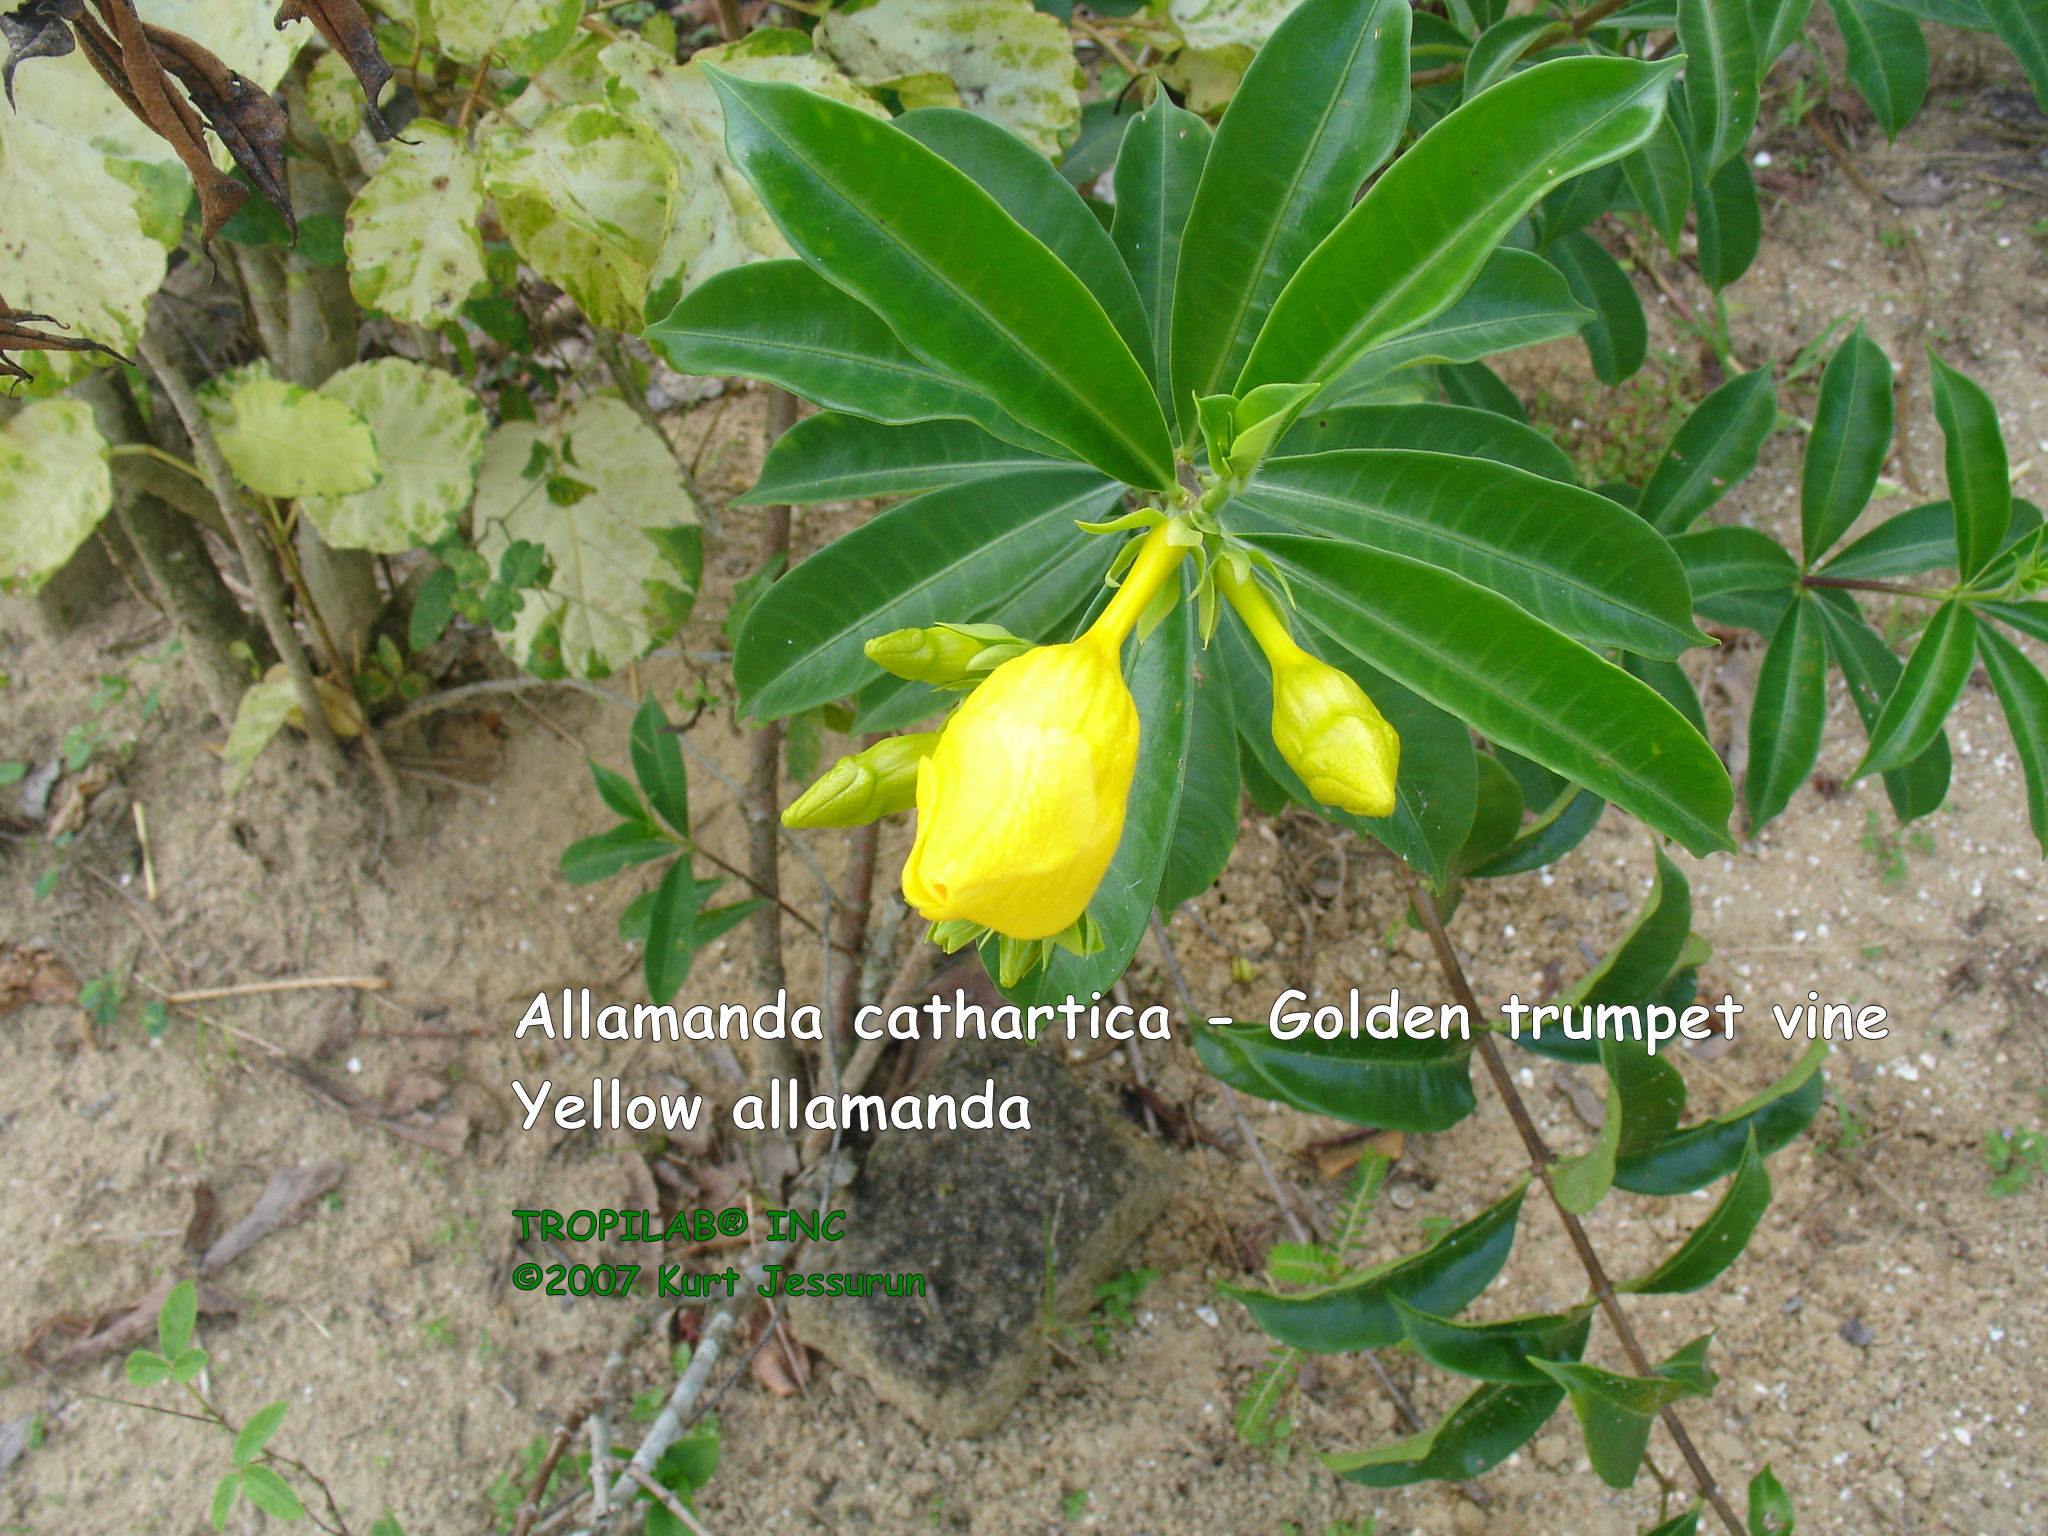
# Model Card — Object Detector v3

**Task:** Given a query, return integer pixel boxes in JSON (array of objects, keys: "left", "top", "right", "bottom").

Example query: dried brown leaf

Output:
[
  {"left": 40, "top": 1272, "right": 239, "bottom": 1371},
  {"left": 198, "top": 1160, "right": 346, "bottom": 1274},
  {"left": 274, "top": 0, "right": 390, "bottom": 139},
  {"left": 0, "top": 947, "right": 78, "bottom": 1013},
  {"left": 78, "top": 0, "right": 246, "bottom": 239},
  {"left": 0, "top": 0, "right": 80, "bottom": 107},
  {"left": 142, "top": 22, "right": 290, "bottom": 236}
]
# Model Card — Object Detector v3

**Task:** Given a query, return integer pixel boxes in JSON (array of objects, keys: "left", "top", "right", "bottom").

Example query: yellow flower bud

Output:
[
  {"left": 898, "top": 522, "right": 1193, "bottom": 943},
  {"left": 900, "top": 639, "right": 1138, "bottom": 939},
  {"left": 782, "top": 733, "right": 939, "bottom": 829},
  {"left": 1216, "top": 560, "right": 1401, "bottom": 819},
  {"left": 863, "top": 623, "right": 1028, "bottom": 687},
  {"left": 1269, "top": 652, "right": 1400, "bottom": 819}
]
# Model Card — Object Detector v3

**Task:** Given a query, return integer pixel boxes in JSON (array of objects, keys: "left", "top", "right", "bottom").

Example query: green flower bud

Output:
[
  {"left": 781, "top": 733, "right": 940, "bottom": 829},
  {"left": 863, "top": 623, "right": 1030, "bottom": 687}
]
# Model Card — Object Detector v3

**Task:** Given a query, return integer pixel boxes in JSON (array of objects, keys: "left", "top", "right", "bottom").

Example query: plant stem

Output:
[
  {"left": 1401, "top": 868, "right": 1747, "bottom": 1536},
  {"left": 746, "top": 387, "right": 800, "bottom": 1084},
  {"left": 1410, "top": 0, "right": 1638, "bottom": 86},
  {"left": 138, "top": 335, "right": 350, "bottom": 789},
  {"left": 1800, "top": 574, "right": 1945, "bottom": 598}
]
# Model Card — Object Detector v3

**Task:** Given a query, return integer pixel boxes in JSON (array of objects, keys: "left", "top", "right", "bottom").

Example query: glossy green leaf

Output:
[
  {"left": 1194, "top": 1018, "right": 1477, "bottom": 1133},
  {"left": 897, "top": 107, "right": 1152, "bottom": 370},
  {"left": 1673, "top": 526, "right": 1800, "bottom": 600},
  {"left": 238, "top": 1466, "right": 305, "bottom": 1522},
  {"left": 1112, "top": 97, "right": 1212, "bottom": 412},
  {"left": 126, "top": 1349, "right": 170, "bottom": 1387},
  {"left": 1813, "top": 589, "right": 1952, "bottom": 822},
  {"left": 1638, "top": 367, "right": 1777, "bottom": 533},
  {"left": 1621, "top": 1128, "right": 1772, "bottom": 1293},
  {"left": 1866, "top": 0, "right": 1986, "bottom": 29},
  {"left": 1745, "top": 591, "right": 1829, "bottom": 827},
  {"left": 1831, "top": 0, "right": 1929, "bottom": 138},
  {"left": 1749, "top": 1464, "right": 1796, "bottom": 1535},
  {"left": 1171, "top": 0, "right": 1413, "bottom": 429},
  {"left": 158, "top": 1280, "right": 198, "bottom": 1358},
  {"left": 1467, "top": 786, "right": 1606, "bottom": 877},
  {"left": 1821, "top": 497, "right": 2039, "bottom": 580},
  {"left": 1225, "top": 1182, "right": 1526, "bottom": 1352},
  {"left": 1532, "top": 1340, "right": 1716, "bottom": 1488},
  {"left": 1980, "top": 0, "right": 2048, "bottom": 113},
  {"left": 1553, "top": 1077, "right": 1623, "bottom": 1212},
  {"left": 1060, "top": 97, "right": 1133, "bottom": 188},
  {"left": 1240, "top": 56, "right": 1682, "bottom": 393},
  {"left": 1255, "top": 538, "right": 1735, "bottom": 854},
  {"left": 1800, "top": 325, "right": 1895, "bottom": 563},
  {"left": 744, "top": 414, "right": 1057, "bottom": 505},
  {"left": 1393, "top": 1301, "right": 1595, "bottom": 1385},
  {"left": 1239, "top": 451, "right": 1703, "bottom": 655},
  {"left": 853, "top": 532, "right": 1116, "bottom": 732},
  {"left": 647, "top": 261, "right": 1062, "bottom": 454},
  {"left": 210, "top": 1471, "right": 241, "bottom": 1532},
  {"left": 1277, "top": 401, "right": 1576, "bottom": 482},
  {"left": 1324, "top": 248, "right": 1592, "bottom": 403},
  {"left": 1644, "top": 1505, "right": 1704, "bottom": 1536},
  {"left": 735, "top": 467, "right": 1115, "bottom": 719},
  {"left": 644, "top": 858, "right": 704, "bottom": 1004},
  {"left": 1692, "top": 146, "right": 1761, "bottom": 289},
  {"left": 1984, "top": 599, "right": 2048, "bottom": 644},
  {"left": 1606, "top": 1032, "right": 1690, "bottom": 1154},
  {"left": 708, "top": 71, "right": 1172, "bottom": 488},
  {"left": 1928, "top": 352, "right": 2011, "bottom": 581},
  {"left": 590, "top": 761, "right": 643, "bottom": 823},
  {"left": 560, "top": 823, "right": 674, "bottom": 884},
  {"left": 1453, "top": 752, "right": 1529, "bottom": 876},
  {"left": 1157, "top": 655, "right": 1240, "bottom": 911},
  {"left": 629, "top": 698, "right": 689, "bottom": 835},
  {"left": 1681, "top": 0, "right": 1760, "bottom": 172},
  {"left": 1001, "top": 594, "right": 1194, "bottom": 1005},
  {"left": 1515, "top": 848, "right": 1695, "bottom": 1063},
  {"left": 1976, "top": 624, "right": 2048, "bottom": 856},
  {"left": 232, "top": 1403, "right": 287, "bottom": 1468},
  {"left": 1855, "top": 599, "right": 1977, "bottom": 777},
  {"left": 1328, "top": 1377, "right": 1565, "bottom": 1486},
  {"left": 1753, "top": 0, "right": 1818, "bottom": 66},
  {"left": 1217, "top": 607, "right": 1479, "bottom": 886},
  {"left": 1539, "top": 161, "right": 1625, "bottom": 247},
  {"left": 1623, "top": 113, "right": 1693, "bottom": 254},
  {"left": 1435, "top": 359, "right": 1527, "bottom": 420},
  {"left": 1625, "top": 652, "right": 1710, "bottom": 737},
  {"left": 1464, "top": 15, "right": 1558, "bottom": 100},
  {"left": 1614, "top": 1039, "right": 1828, "bottom": 1195},
  {"left": 1546, "top": 229, "right": 1648, "bottom": 386}
]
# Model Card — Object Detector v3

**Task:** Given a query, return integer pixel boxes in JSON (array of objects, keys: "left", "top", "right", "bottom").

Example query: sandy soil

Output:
[{"left": 3, "top": 40, "right": 2046, "bottom": 1536}]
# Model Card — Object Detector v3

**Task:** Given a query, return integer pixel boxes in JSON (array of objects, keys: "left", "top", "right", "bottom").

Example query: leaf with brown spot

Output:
[{"left": 274, "top": 0, "right": 390, "bottom": 139}]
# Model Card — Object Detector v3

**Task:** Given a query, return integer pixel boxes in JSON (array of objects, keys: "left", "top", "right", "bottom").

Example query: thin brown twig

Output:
[
  {"left": 165, "top": 974, "right": 386, "bottom": 1004},
  {"left": 511, "top": 1403, "right": 593, "bottom": 1536},
  {"left": 1410, "top": 0, "right": 1637, "bottom": 86},
  {"left": 1401, "top": 867, "right": 1747, "bottom": 1536},
  {"left": 625, "top": 1465, "right": 716, "bottom": 1536}
]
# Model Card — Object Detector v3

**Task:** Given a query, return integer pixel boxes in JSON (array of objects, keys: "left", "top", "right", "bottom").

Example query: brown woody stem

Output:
[{"left": 1402, "top": 868, "right": 1748, "bottom": 1536}]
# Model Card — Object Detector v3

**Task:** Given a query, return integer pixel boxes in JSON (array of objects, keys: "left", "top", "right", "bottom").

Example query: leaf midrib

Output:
[
  {"left": 1273, "top": 547, "right": 1725, "bottom": 843},
  {"left": 741, "top": 97, "right": 1163, "bottom": 485},
  {"left": 1246, "top": 454, "right": 1688, "bottom": 644},
  {"left": 1279, "top": 72, "right": 1666, "bottom": 386}
]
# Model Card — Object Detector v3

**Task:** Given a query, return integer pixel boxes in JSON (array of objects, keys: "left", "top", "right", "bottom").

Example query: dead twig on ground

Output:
[{"left": 165, "top": 974, "right": 386, "bottom": 1004}]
